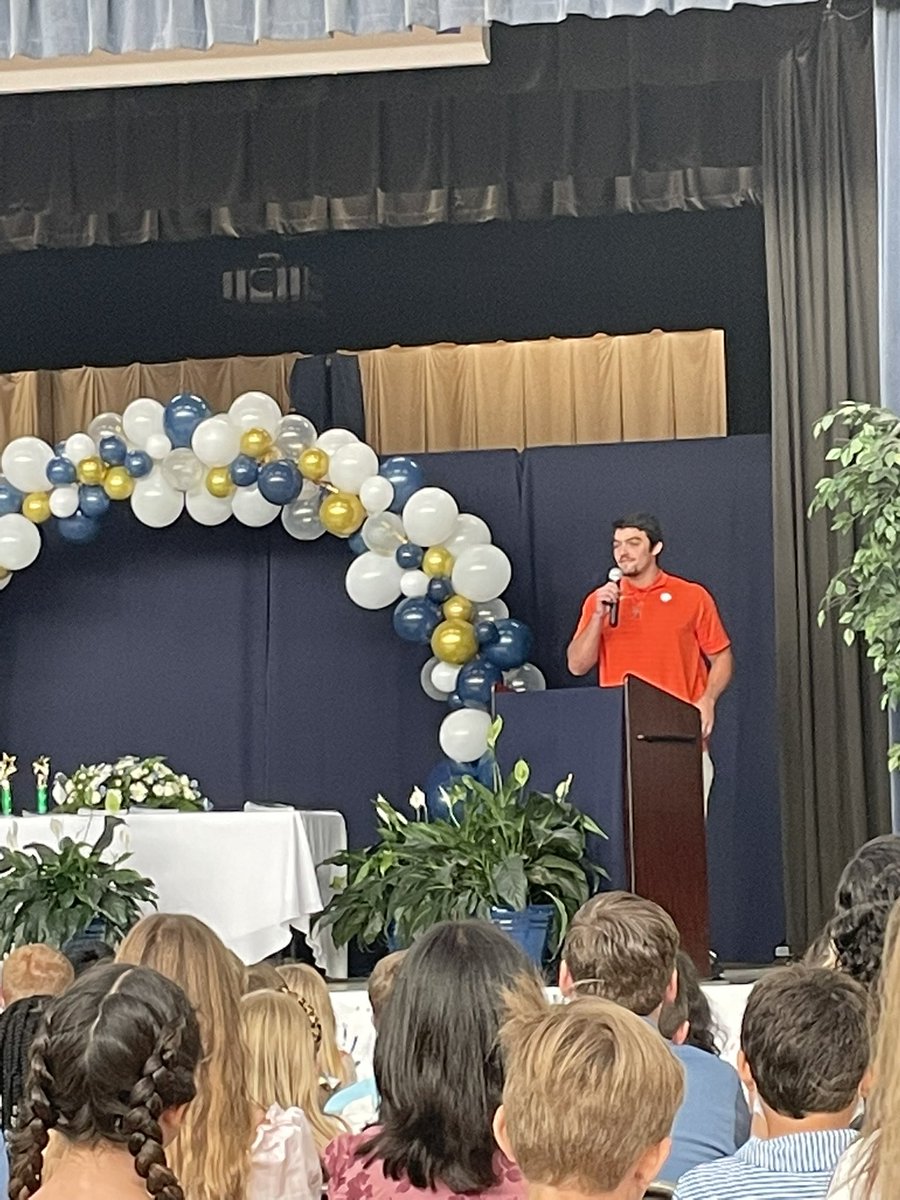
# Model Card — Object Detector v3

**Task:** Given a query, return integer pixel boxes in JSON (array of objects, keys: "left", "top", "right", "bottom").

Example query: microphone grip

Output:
[{"left": 609, "top": 599, "right": 619, "bottom": 628}]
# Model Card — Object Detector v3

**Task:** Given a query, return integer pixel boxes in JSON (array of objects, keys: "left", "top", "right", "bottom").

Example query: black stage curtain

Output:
[
  {"left": 764, "top": 8, "right": 890, "bottom": 950},
  {"left": 0, "top": 9, "right": 819, "bottom": 251}
]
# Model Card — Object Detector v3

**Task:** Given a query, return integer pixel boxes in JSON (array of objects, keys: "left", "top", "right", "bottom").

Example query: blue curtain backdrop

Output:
[{"left": 0, "top": 435, "right": 781, "bottom": 961}]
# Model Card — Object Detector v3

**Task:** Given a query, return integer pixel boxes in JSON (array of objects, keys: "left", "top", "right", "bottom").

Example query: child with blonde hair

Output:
[{"left": 277, "top": 963, "right": 356, "bottom": 1089}]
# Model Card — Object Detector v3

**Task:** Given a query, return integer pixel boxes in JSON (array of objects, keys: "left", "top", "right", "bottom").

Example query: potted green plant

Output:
[
  {"left": 0, "top": 816, "right": 158, "bottom": 954},
  {"left": 316, "top": 718, "right": 606, "bottom": 961},
  {"left": 811, "top": 400, "right": 900, "bottom": 770}
]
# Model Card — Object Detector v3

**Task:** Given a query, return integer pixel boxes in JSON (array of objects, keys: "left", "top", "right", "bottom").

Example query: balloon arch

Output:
[{"left": 0, "top": 392, "right": 545, "bottom": 793}]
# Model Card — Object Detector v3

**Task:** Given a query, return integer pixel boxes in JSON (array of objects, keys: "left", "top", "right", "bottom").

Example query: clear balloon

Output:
[
  {"left": 49, "top": 485, "right": 79, "bottom": 519},
  {"left": 345, "top": 552, "right": 404, "bottom": 610},
  {"left": 472, "top": 598, "right": 510, "bottom": 623},
  {"left": 451, "top": 544, "right": 512, "bottom": 603},
  {"left": 362, "top": 512, "right": 405, "bottom": 556},
  {"left": 315, "top": 428, "right": 359, "bottom": 456},
  {"left": 2, "top": 437, "right": 54, "bottom": 493},
  {"left": 431, "top": 661, "right": 461, "bottom": 693},
  {"left": 281, "top": 495, "right": 326, "bottom": 541},
  {"left": 359, "top": 475, "right": 394, "bottom": 515},
  {"left": 228, "top": 391, "right": 282, "bottom": 436},
  {"left": 402, "top": 487, "right": 459, "bottom": 547},
  {"left": 444, "top": 513, "right": 492, "bottom": 557},
  {"left": 275, "top": 413, "right": 318, "bottom": 459},
  {"left": 130, "top": 469, "right": 185, "bottom": 528},
  {"left": 328, "top": 442, "right": 379, "bottom": 494},
  {"left": 122, "top": 398, "right": 166, "bottom": 448},
  {"left": 161, "top": 449, "right": 205, "bottom": 493},
  {"left": 232, "top": 484, "right": 280, "bottom": 527},
  {"left": 192, "top": 414, "right": 241, "bottom": 467},
  {"left": 146, "top": 433, "right": 173, "bottom": 461},
  {"left": 88, "top": 412, "right": 125, "bottom": 444},
  {"left": 439, "top": 709, "right": 492, "bottom": 764},
  {"left": 400, "top": 569, "right": 429, "bottom": 598},
  {"left": 420, "top": 657, "right": 446, "bottom": 701},
  {"left": 504, "top": 663, "right": 547, "bottom": 692},
  {"left": 186, "top": 487, "right": 233, "bottom": 526},
  {"left": 0, "top": 513, "right": 41, "bottom": 571}
]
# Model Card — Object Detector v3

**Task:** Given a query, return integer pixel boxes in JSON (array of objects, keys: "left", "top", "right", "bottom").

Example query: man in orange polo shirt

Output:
[{"left": 566, "top": 513, "right": 733, "bottom": 801}]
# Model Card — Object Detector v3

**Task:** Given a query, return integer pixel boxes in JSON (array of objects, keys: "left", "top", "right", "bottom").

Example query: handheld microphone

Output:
[{"left": 607, "top": 567, "right": 622, "bottom": 628}]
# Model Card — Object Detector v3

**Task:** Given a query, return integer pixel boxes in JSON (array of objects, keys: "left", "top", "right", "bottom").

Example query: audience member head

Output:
[
  {"left": 496, "top": 989, "right": 684, "bottom": 1200},
  {"left": 835, "top": 835, "right": 900, "bottom": 914},
  {"left": 658, "top": 949, "right": 720, "bottom": 1055},
  {"left": 830, "top": 900, "right": 894, "bottom": 990},
  {"left": 2, "top": 945, "right": 74, "bottom": 1006},
  {"left": 242, "top": 961, "right": 284, "bottom": 994},
  {"left": 277, "top": 963, "right": 346, "bottom": 1083},
  {"left": 117, "top": 914, "right": 252, "bottom": 1200},
  {"left": 802, "top": 927, "right": 837, "bottom": 968},
  {"left": 8, "top": 962, "right": 200, "bottom": 1200},
  {"left": 241, "top": 988, "right": 344, "bottom": 1152},
  {"left": 560, "top": 891, "right": 679, "bottom": 1017},
  {"left": 739, "top": 965, "right": 870, "bottom": 1131},
  {"left": 0, "top": 996, "right": 48, "bottom": 1134},
  {"left": 859, "top": 901, "right": 900, "bottom": 1191},
  {"left": 364, "top": 919, "right": 544, "bottom": 1193},
  {"left": 368, "top": 950, "right": 406, "bottom": 1027},
  {"left": 62, "top": 936, "right": 115, "bottom": 978}
]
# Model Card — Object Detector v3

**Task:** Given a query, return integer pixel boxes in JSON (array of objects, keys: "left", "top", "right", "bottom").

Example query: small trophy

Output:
[
  {"left": 0, "top": 753, "right": 16, "bottom": 817},
  {"left": 32, "top": 756, "right": 50, "bottom": 815}
]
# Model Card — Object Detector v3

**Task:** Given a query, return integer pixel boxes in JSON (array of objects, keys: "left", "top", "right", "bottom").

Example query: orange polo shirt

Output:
[{"left": 573, "top": 569, "right": 731, "bottom": 704}]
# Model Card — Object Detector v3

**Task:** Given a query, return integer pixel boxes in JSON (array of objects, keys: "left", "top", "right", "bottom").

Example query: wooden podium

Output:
[{"left": 494, "top": 676, "right": 709, "bottom": 970}]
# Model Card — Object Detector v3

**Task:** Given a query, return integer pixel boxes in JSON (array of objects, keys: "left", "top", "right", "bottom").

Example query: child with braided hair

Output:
[{"left": 7, "top": 961, "right": 200, "bottom": 1200}]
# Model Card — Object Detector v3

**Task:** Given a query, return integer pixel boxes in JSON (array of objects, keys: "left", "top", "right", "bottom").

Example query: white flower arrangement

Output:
[{"left": 52, "top": 756, "right": 208, "bottom": 814}]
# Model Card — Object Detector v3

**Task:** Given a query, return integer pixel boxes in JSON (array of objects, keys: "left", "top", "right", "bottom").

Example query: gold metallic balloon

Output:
[
  {"left": 442, "top": 593, "right": 473, "bottom": 623},
  {"left": 76, "top": 456, "right": 105, "bottom": 485},
  {"left": 206, "top": 466, "right": 234, "bottom": 499},
  {"left": 240, "top": 427, "right": 272, "bottom": 459},
  {"left": 299, "top": 447, "right": 329, "bottom": 482},
  {"left": 320, "top": 491, "right": 365, "bottom": 537},
  {"left": 431, "top": 618, "right": 478, "bottom": 665},
  {"left": 22, "top": 492, "right": 50, "bottom": 523},
  {"left": 422, "top": 546, "right": 454, "bottom": 578},
  {"left": 103, "top": 466, "right": 134, "bottom": 501}
]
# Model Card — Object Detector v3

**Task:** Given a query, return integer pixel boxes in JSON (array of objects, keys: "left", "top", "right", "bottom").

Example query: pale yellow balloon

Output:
[
  {"left": 206, "top": 466, "right": 234, "bottom": 499},
  {"left": 320, "top": 492, "right": 365, "bottom": 537},
  {"left": 431, "top": 618, "right": 477, "bottom": 665},
  {"left": 422, "top": 546, "right": 454, "bottom": 578},
  {"left": 442, "top": 593, "right": 474, "bottom": 623},
  {"left": 299, "top": 447, "right": 330, "bottom": 482},
  {"left": 103, "top": 466, "right": 134, "bottom": 500},
  {"left": 76, "top": 456, "right": 105, "bottom": 486},
  {"left": 240, "top": 427, "right": 272, "bottom": 459},
  {"left": 22, "top": 492, "right": 50, "bottom": 523}
]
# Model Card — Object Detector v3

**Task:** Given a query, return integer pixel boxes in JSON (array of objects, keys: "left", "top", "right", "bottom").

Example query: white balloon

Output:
[
  {"left": 439, "top": 709, "right": 492, "bottom": 764},
  {"left": 444, "top": 513, "right": 492, "bottom": 557},
  {"left": 61, "top": 433, "right": 96, "bottom": 468},
  {"left": 359, "top": 475, "right": 394, "bottom": 515},
  {"left": 130, "top": 469, "right": 184, "bottom": 528},
  {"left": 400, "top": 570, "right": 429, "bottom": 598},
  {"left": 122, "top": 399, "right": 166, "bottom": 449},
  {"left": 431, "top": 661, "right": 461, "bottom": 693},
  {"left": 232, "top": 484, "right": 279, "bottom": 527},
  {"left": 345, "top": 552, "right": 404, "bottom": 610},
  {"left": 146, "top": 433, "right": 173, "bottom": 461},
  {"left": 49, "top": 485, "right": 80, "bottom": 519},
  {"left": 472, "top": 598, "right": 510, "bottom": 623},
  {"left": 0, "top": 573, "right": 11, "bottom": 591},
  {"left": 328, "top": 442, "right": 379, "bottom": 494},
  {"left": 228, "top": 391, "right": 282, "bottom": 435},
  {"left": 452, "top": 544, "right": 512, "bottom": 603},
  {"left": 0, "top": 514, "right": 40, "bottom": 571},
  {"left": 2, "top": 437, "right": 54, "bottom": 493},
  {"left": 191, "top": 414, "right": 241, "bottom": 467},
  {"left": 315, "top": 428, "right": 359, "bottom": 456},
  {"left": 420, "top": 656, "right": 446, "bottom": 701},
  {"left": 185, "top": 488, "right": 232, "bottom": 526},
  {"left": 88, "top": 411, "right": 124, "bottom": 444},
  {"left": 402, "top": 487, "right": 459, "bottom": 547},
  {"left": 281, "top": 496, "right": 326, "bottom": 541},
  {"left": 362, "top": 513, "right": 405, "bottom": 556}
]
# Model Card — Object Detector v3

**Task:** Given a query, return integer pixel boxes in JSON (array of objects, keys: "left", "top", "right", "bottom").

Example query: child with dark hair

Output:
[
  {"left": 8, "top": 960, "right": 200, "bottom": 1200},
  {"left": 675, "top": 966, "right": 870, "bottom": 1199},
  {"left": 835, "top": 835, "right": 900, "bottom": 913},
  {"left": 830, "top": 901, "right": 895, "bottom": 990},
  {"left": 658, "top": 950, "right": 721, "bottom": 1056}
]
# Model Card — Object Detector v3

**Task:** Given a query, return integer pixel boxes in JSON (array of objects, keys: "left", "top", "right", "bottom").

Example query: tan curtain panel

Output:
[{"left": 358, "top": 330, "right": 726, "bottom": 454}]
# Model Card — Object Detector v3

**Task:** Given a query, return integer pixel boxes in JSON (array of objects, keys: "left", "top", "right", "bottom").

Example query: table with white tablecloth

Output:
[{"left": 2, "top": 809, "right": 331, "bottom": 966}]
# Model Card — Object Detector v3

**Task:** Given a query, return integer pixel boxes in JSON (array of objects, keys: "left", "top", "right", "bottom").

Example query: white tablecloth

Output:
[
  {"left": 2, "top": 809, "right": 324, "bottom": 965},
  {"left": 296, "top": 810, "right": 348, "bottom": 979}
]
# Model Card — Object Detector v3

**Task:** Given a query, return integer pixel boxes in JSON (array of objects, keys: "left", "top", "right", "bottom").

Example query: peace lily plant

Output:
[{"left": 317, "top": 717, "right": 605, "bottom": 951}]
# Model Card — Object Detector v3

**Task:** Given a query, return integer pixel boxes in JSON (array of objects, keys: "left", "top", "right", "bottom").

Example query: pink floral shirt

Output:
[{"left": 324, "top": 1131, "right": 526, "bottom": 1200}]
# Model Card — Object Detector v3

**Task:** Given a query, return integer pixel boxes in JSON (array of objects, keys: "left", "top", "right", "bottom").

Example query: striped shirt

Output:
[{"left": 674, "top": 1129, "right": 859, "bottom": 1200}]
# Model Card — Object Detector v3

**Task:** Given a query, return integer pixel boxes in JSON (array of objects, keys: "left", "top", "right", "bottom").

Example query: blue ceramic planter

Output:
[{"left": 489, "top": 904, "right": 554, "bottom": 965}]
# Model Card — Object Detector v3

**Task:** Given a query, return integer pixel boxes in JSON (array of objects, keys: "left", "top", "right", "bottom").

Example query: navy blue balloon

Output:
[
  {"left": 78, "top": 485, "right": 110, "bottom": 519},
  {"left": 348, "top": 531, "right": 368, "bottom": 556},
  {"left": 0, "top": 479, "right": 23, "bottom": 515},
  {"left": 124, "top": 449, "right": 152, "bottom": 479},
  {"left": 47, "top": 457, "right": 77, "bottom": 486},
  {"left": 380, "top": 455, "right": 425, "bottom": 513},
  {"left": 99, "top": 435, "right": 127, "bottom": 466},
  {"left": 392, "top": 598, "right": 442, "bottom": 644},
  {"left": 163, "top": 393, "right": 210, "bottom": 449},
  {"left": 426, "top": 577, "right": 453, "bottom": 604},
  {"left": 395, "top": 542, "right": 423, "bottom": 569},
  {"left": 230, "top": 455, "right": 259, "bottom": 488},
  {"left": 258, "top": 460, "right": 301, "bottom": 506},
  {"left": 56, "top": 512, "right": 100, "bottom": 544},
  {"left": 447, "top": 690, "right": 467, "bottom": 711},
  {"left": 456, "top": 657, "right": 503, "bottom": 707},
  {"left": 475, "top": 619, "right": 499, "bottom": 646},
  {"left": 483, "top": 618, "right": 534, "bottom": 670}
]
